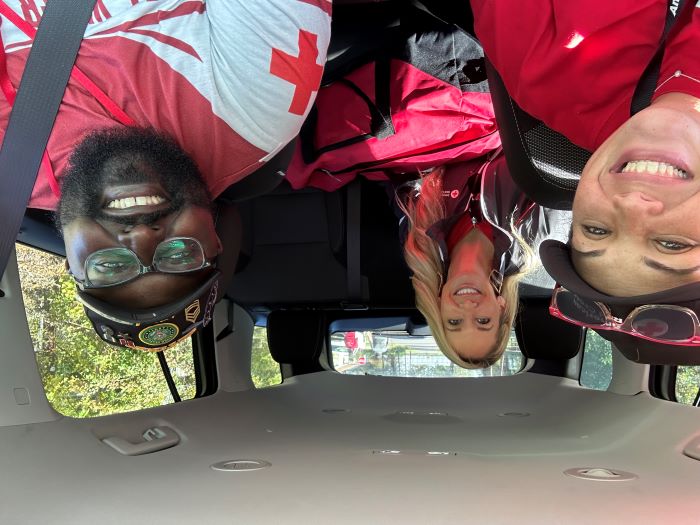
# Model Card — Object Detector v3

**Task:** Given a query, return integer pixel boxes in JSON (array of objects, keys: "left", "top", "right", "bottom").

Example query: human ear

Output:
[{"left": 497, "top": 295, "right": 506, "bottom": 311}]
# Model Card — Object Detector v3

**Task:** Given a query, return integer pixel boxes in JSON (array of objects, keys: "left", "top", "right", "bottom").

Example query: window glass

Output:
[
  {"left": 331, "top": 329, "right": 523, "bottom": 377},
  {"left": 16, "top": 244, "right": 196, "bottom": 418},
  {"left": 580, "top": 329, "right": 612, "bottom": 391},
  {"left": 251, "top": 326, "right": 282, "bottom": 388},
  {"left": 676, "top": 367, "right": 700, "bottom": 405}
]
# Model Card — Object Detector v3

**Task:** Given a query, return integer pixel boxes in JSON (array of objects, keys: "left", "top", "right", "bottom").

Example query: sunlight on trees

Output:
[
  {"left": 676, "top": 367, "right": 700, "bottom": 405},
  {"left": 580, "top": 331, "right": 613, "bottom": 391},
  {"left": 251, "top": 326, "right": 282, "bottom": 388},
  {"left": 16, "top": 244, "right": 196, "bottom": 418}
]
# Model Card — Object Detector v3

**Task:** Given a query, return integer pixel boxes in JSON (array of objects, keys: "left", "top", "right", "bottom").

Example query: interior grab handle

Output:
[{"left": 102, "top": 426, "right": 181, "bottom": 456}]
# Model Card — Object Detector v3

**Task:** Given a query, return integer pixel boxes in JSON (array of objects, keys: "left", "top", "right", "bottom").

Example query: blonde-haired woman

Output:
[{"left": 400, "top": 152, "right": 547, "bottom": 368}]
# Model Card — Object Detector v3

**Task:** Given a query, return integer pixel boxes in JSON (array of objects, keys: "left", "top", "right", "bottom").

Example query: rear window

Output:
[
  {"left": 331, "top": 329, "right": 523, "bottom": 377},
  {"left": 676, "top": 366, "right": 700, "bottom": 405}
]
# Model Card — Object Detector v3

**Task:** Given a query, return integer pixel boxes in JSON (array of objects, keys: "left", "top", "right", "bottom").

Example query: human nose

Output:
[
  {"left": 116, "top": 224, "right": 165, "bottom": 264},
  {"left": 612, "top": 192, "right": 664, "bottom": 217}
]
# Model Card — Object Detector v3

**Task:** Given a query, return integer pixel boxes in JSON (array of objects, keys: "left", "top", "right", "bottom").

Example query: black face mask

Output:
[{"left": 58, "top": 127, "right": 211, "bottom": 228}]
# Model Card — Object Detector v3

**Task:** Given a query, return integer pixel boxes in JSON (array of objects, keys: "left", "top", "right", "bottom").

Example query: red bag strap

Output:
[{"left": 0, "top": 1, "right": 135, "bottom": 126}]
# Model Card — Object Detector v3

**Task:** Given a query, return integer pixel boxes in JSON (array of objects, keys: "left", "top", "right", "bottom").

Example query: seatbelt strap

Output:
[
  {"left": 0, "top": 0, "right": 97, "bottom": 278},
  {"left": 631, "top": 0, "right": 688, "bottom": 114},
  {"left": 345, "top": 179, "right": 364, "bottom": 307}
]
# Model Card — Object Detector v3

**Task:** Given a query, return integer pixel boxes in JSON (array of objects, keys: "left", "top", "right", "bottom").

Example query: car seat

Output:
[
  {"left": 514, "top": 296, "right": 585, "bottom": 377},
  {"left": 484, "top": 59, "right": 592, "bottom": 211},
  {"left": 266, "top": 309, "right": 329, "bottom": 377},
  {"left": 227, "top": 176, "right": 414, "bottom": 310},
  {"left": 225, "top": 0, "right": 416, "bottom": 312}
]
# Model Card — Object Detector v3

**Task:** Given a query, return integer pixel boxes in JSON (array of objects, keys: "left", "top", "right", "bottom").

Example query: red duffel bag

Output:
[{"left": 285, "top": 2, "right": 501, "bottom": 191}]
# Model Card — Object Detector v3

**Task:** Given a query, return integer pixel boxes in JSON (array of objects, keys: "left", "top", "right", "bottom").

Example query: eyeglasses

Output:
[
  {"left": 73, "top": 237, "right": 215, "bottom": 289},
  {"left": 549, "top": 286, "right": 700, "bottom": 346}
]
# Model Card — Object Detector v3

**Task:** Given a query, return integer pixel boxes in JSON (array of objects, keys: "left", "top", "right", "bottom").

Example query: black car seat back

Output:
[
  {"left": 485, "top": 59, "right": 590, "bottom": 211},
  {"left": 229, "top": 181, "right": 351, "bottom": 306},
  {"left": 514, "top": 296, "right": 585, "bottom": 361},
  {"left": 266, "top": 309, "right": 327, "bottom": 376}
]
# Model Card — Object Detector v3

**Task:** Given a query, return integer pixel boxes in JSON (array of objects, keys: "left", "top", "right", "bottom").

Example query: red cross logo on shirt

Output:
[{"left": 270, "top": 29, "right": 323, "bottom": 116}]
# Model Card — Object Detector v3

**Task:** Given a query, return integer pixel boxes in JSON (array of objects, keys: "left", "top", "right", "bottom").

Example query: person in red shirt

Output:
[
  {"left": 0, "top": 0, "right": 331, "bottom": 350},
  {"left": 471, "top": 0, "right": 700, "bottom": 299}
]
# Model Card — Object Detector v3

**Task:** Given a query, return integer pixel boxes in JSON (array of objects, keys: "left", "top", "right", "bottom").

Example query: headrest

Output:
[
  {"left": 514, "top": 296, "right": 584, "bottom": 360},
  {"left": 266, "top": 310, "right": 326, "bottom": 364}
]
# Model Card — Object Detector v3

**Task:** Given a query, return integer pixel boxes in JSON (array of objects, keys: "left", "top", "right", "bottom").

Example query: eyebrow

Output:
[{"left": 643, "top": 257, "right": 700, "bottom": 276}]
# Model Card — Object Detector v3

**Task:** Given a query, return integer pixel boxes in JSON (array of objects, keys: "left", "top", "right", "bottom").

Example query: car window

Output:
[
  {"left": 331, "top": 329, "right": 523, "bottom": 377},
  {"left": 251, "top": 326, "right": 282, "bottom": 388},
  {"left": 16, "top": 244, "right": 196, "bottom": 417},
  {"left": 580, "top": 329, "right": 613, "bottom": 391},
  {"left": 675, "top": 366, "right": 700, "bottom": 405}
]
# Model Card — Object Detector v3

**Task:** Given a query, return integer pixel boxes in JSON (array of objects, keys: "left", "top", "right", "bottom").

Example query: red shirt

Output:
[
  {"left": 471, "top": 0, "right": 700, "bottom": 151},
  {"left": 0, "top": 0, "right": 331, "bottom": 210},
  {"left": 446, "top": 214, "right": 494, "bottom": 254}
]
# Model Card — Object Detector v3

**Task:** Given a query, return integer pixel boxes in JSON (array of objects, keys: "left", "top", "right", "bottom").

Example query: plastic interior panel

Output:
[
  {"left": 0, "top": 250, "right": 59, "bottom": 426},
  {"left": 0, "top": 371, "right": 699, "bottom": 523}
]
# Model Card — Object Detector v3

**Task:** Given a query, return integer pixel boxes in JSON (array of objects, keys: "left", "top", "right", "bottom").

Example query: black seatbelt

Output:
[
  {"left": 0, "top": 0, "right": 97, "bottom": 280},
  {"left": 631, "top": 0, "right": 688, "bottom": 114},
  {"left": 345, "top": 179, "right": 364, "bottom": 308}
]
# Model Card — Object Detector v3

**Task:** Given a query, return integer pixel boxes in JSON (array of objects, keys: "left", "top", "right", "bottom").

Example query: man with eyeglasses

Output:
[
  {"left": 0, "top": 0, "right": 331, "bottom": 350},
  {"left": 57, "top": 127, "right": 231, "bottom": 350}
]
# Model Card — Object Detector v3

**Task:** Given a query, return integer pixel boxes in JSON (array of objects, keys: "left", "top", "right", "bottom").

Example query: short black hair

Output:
[{"left": 57, "top": 126, "right": 210, "bottom": 228}]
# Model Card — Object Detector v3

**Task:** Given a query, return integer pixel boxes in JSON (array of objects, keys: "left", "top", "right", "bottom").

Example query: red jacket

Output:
[{"left": 471, "top": 0, "right": 700, "bottom": 152}]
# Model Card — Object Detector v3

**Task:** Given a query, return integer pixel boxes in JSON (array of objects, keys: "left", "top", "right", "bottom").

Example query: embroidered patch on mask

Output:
[
  {"left": 138, "top": 323, "right": 180, "bottom": 346},
  {"left": 185, "top": 300, "right": 201, "bottom": 323}
]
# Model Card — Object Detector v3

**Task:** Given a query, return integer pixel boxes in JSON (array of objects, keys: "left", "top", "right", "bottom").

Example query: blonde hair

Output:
[{"left": 399, "top": 167, "right": 534, "bottom": 369}]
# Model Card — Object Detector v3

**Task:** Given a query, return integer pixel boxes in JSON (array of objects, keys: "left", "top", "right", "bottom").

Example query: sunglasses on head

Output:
[{"left": 549, "top": 285, "right": 700, "bottom": 346}]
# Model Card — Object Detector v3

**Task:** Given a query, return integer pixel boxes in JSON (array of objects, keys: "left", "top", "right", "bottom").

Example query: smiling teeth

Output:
[
  {"left": 621, "top": 160, "right": 688, "bottom": 179},
  {"left": 107, "top": 195, "right": 166, "bottom": 209},
  {"left": 455, "top": 287, "right": 480, "bottom": 296}
]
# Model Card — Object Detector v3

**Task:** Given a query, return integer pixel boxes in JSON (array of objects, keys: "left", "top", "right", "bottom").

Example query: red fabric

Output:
[
  {"left": 0, "top": 37, "right": 266, "bottom": 210},
  {"left": 446, "top": 214, "right": 494, "bottom": 255},
  {"left": 0, "top": 0, "right": 136, "bottom": 199},
  {"left": 0, "top": 0, "right": 331, "bottom": 210},
  {"left": 270, "top": 29, "right": 325, "bottom": 116},
  {"left": 285, "top": 60, "right": 501, "bottom": 191},
  {"left": 344, "top": 332, "right": 358, "bottom": 350},
  {"left": 471, "top": 0, "right": 700, "bottom": 152}
]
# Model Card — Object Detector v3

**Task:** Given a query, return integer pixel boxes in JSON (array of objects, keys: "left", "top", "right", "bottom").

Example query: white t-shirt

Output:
[{"left": 0, "top": 0, "right": 331, "bottom": 209}]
